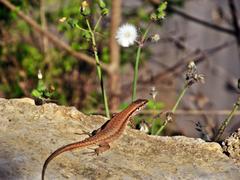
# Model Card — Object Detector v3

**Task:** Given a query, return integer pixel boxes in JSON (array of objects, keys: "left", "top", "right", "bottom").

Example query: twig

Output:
[
  {"left": 228, "top": 0, "right": 240, "bottom": 44},
  {"left": 148, "top": 0, "right": 235, "bottom": 36},
  {"left": 109, "top": 0, "right": 121, "bottom": 110},
  {"left": 86, "top": 19, "right": 110, "bottom": 118},
  {"left": 122, "top": 40, "right": 232, "bottom": 96},
  {"left": 168, "top": 6, "right": 235, "bottom": 36},
  {"left": 40, "top": 0, "right": 48, "bottom": 54},
  {"left": 228, "top": 0, "right": 240, "bottom": 64}
]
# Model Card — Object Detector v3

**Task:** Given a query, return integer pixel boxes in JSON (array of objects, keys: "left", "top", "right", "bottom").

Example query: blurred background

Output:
[{"left": 0, "top": 0, "right": 240, "bottom": 139}]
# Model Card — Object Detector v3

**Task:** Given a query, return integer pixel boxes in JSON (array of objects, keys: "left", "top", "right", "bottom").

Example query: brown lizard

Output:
[{"left": 41, "top": 99, "right": 148, "bottom": 180}]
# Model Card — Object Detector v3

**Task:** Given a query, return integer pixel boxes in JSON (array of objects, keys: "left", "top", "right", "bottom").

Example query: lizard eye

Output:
[{"left": 136, "top": 107, "right": 141, "bottom": 111}]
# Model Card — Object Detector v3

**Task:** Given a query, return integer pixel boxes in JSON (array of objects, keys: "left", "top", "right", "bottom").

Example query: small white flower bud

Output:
[
  {"left": 151, "top": 34, "right": 160, "bottom": 42},
  {"left": 59, "top": 17, "right": 67, "bottom": 23},
  {"left": 188, "top": 61, "right": 196, "bottom": 69},
  {"left": 38, "top": 70, "right": 43, "bottom": 80}
]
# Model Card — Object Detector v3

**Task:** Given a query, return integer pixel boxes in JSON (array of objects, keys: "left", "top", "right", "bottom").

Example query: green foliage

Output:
[
  {"left": 16, "top": 20, "right": 30, "bottom": 33},
  {"left": 82, "top": 30, "right": 91, "bottom": 41},
  {"left": 97, "top": 0, "right": 106, "bottom": 9},
  {"left": 0, "top": 0, "right": 23, "bottom": 23},
  {"left": 18, "top": 44, "right": 43, "bottom": 76},
  {"left": 31, "top": 80, "right": 55, "bottom": 99},
  {"left": 80, "top": 1, "right": 91, "bottom": 16},
  {"left": 146, "top": 99, "right": 165, "bottom": 110},
  {"left": 137, "top": 8, "right": 149, "bottom": 22},
  {"left": 101, "top": 47, "right": 110, "bottom": 63},
  {"left": 67, "top": 18, "right": 79, "bottom": 29},
  {"left": 151, "top": 118, "right": 164, "bottom": 135},
  {"left": 146, "top": 100, "right": 165, "bottom": 135},
  {"left": 96, "top": 0, "right": 109, "bottom": 16},
  {"left": 151, "top": 1, "right": 168, "bottom": 21},
  {"left": 0, "top": 0, "right": 183, "bottom": 118},
  {"left": 62, "top": 56, "right": 76, "bottom": 72}
]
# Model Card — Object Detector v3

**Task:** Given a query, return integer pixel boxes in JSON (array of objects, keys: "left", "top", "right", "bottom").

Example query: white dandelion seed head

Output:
[{"left": 115, "top": 23, "right": 137, "bottom": 47}]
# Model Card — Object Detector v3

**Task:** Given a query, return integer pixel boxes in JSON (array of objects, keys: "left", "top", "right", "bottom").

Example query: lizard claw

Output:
[
  {"left": 82, "top": 151, "right": 98, "bottom": 156},
  {"left": 74, "top": 130, "right": 92, "bottom": 137}
]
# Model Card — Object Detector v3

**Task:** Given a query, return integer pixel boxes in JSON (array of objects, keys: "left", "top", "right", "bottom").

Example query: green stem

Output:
[
  {"left": 132, "top": 46, "right": 142, "bottom": 101},
  {"left": 155, "top": 120, "right": 167, "bottom": 135},
  {"left": 86, "top": 19, "right": 110, "bottom": 118},
  {"left": 131, "top": 25, "right": 151, "bottom": 102},
  {"left": 214, "top": 97, "right": 240, "bottom": 141},
  {"left": 75, "top": 24, "right": 89, "bottom": 32},
  {"left": 172, "top": 85, "right": 188, "bottom": 113},
  {"left": 155, "top": 85, "right": 188, "bottom": 135},
  {"left": 93, "top": 16, "right": 102, "bottom": 32}
]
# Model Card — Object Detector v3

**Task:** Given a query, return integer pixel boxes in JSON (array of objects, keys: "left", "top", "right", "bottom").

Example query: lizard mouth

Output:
[
  {"left": 136, "top": 104, "right": 146, "bottom": 112},
  {"left": 132, "top": 100, "right": 148, "bottom": 116}
]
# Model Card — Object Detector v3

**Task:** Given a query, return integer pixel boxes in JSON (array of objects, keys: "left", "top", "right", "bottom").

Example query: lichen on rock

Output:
[{"left": 222, "top": 128, "right": 240, "bottom": 161}]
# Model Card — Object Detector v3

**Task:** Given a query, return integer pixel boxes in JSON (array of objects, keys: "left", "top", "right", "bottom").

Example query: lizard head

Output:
[
  {"left": 117, "top": 99, "right": 148, "bottom": 120},
  {"left": 132, "top": 99, "right": 148, "bottom": 110},
  {"left": 129, "top": 99, "right": 148, "bottom": 115}
]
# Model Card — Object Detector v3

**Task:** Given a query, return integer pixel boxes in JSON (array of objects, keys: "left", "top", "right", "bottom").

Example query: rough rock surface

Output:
[
  {"left": 0, "top": 98, "right": 239, "bottom": 180},
  {"left": 223, "top": 128, "right": 240, "bottom": 162}
]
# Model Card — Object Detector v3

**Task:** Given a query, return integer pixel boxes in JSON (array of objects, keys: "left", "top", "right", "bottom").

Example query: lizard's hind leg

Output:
[
  {"left": 82, "top": 143, "right": 110, "bottom": 156},
  {"left": 95, "top": 142, "right": 110, "bottom": 155}
]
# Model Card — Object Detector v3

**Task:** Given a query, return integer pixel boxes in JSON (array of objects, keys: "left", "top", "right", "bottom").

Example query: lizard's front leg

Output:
[{"left": 75, "top": 128, "right": 102, "bottom": 137}]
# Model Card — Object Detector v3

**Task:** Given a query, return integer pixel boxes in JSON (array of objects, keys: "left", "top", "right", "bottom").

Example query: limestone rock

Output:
[
  {"left": 0, "top": 98, "right": 239, "bottom": 180},
  {"left": 222, "top": 128, "right": 240, "bottom": 161}
]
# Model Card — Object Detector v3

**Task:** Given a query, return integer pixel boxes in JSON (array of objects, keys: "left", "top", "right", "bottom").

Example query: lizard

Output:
[{"left": 41, "top": 99, "right": 148, "bottom": 180}]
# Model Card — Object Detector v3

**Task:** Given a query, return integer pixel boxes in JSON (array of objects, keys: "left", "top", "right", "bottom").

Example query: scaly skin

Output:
[{"left": 41, "top": 99, "right": 148, "bottom": 180}]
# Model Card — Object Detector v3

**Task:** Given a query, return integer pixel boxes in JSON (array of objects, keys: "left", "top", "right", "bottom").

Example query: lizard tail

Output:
[{"left": 41, "top": 139, "right": 95, "bottom": 180}]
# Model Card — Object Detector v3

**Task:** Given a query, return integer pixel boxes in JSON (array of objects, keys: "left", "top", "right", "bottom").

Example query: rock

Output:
[
  {"left": 222, "top": 128, "right": 240, "bottom": 161},
  {"left": 0, "top": 98, "right": 239, "bottom": 180}
]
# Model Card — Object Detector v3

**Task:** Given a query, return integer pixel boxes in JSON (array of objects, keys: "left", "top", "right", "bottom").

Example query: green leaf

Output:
[
  {"left": 82, "top": 31, "right": 91, "bottom": 41},
  {"left": 156, "top": 1, "right": 168, "bottom": 19},
  {"left": 102, "top": 47, "right": 109, "bottom": 63},
  {"left": 44, "top": 91, "right": 52, "bottom": 98},
  {"left": 67, "top": 18, "right": 78, "bottom": 28},
  {"left": 157, "top": 1, "right": 167, "bottom": 12},
  {"left": 97, "top": 0, "right": 106, "bottom": 9},
  {"left": 37, "top": 80, "right": 47, "bottom": 92},
  {"left": 31, "top": 89, "right": 42, "bottom": 98}
]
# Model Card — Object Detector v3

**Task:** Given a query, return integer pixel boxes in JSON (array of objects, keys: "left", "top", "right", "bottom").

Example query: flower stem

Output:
[
  {"left": 132, "top": 46, "right": 142, "bottom": 101},
  {"left": 75, "top": 24, "right": 89, "bottom": 32},
  {"left": 155, "top": 85, "right": 188, "bottom": 135},
  {"left": 132, "top": 25, "right": 151, "bottom": 102},
  {"left": 155, "top": 120, "right": 168, "bottom": 136},
  {"left": 86, "top": 19, "right": 110, "bottom": 118},
  {"left": 172, "top": 85, "right": 188, "bottom": 113},
  {"left": 214, "top": 97, "right": 240, "bottom": 141},
  {"left": 93, "top": 16, "right": 102, "bottom": 32}
]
